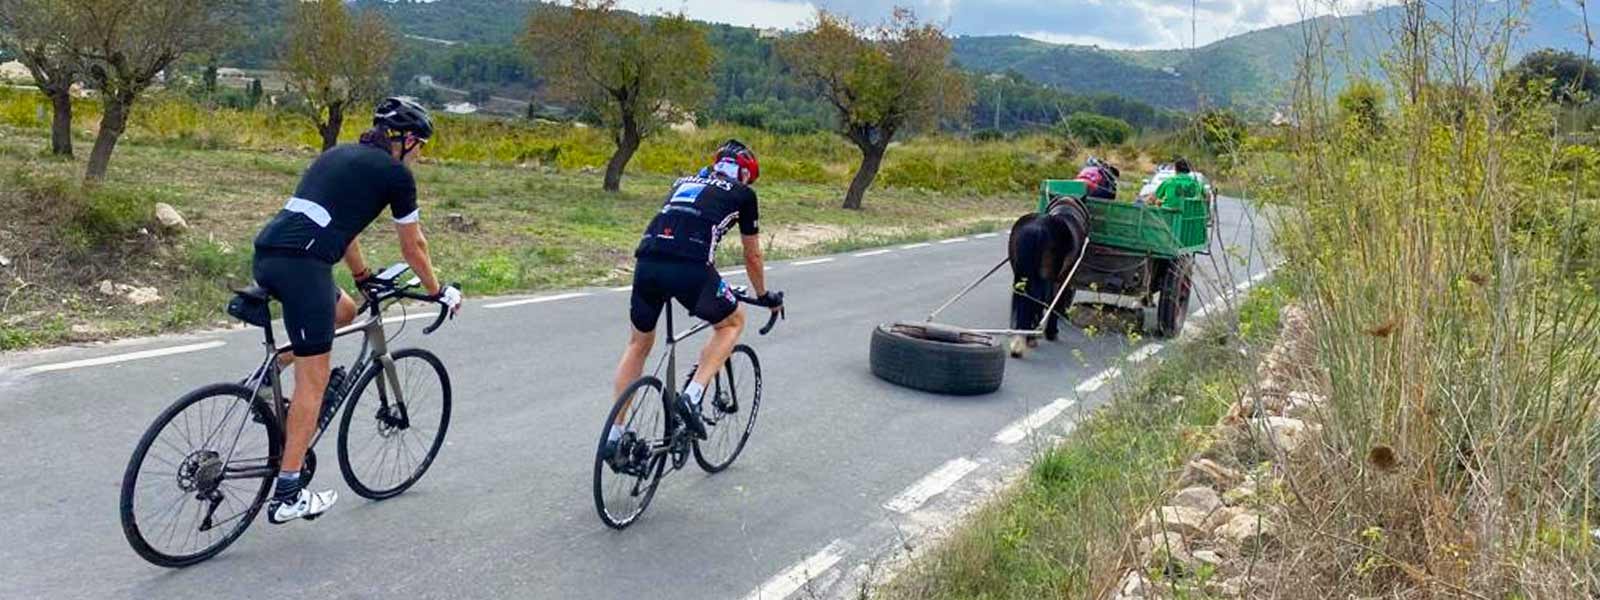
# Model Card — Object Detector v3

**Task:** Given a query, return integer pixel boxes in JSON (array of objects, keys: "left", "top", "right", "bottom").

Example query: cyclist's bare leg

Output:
[
  {"left": 611, "top": 327, "right": 656, "bottom": 425},
  {"left": 281, "top": 352, "right": 331, "bottom": 472},
  {"left": 691, "top": 309, "right": 745, "bottom": 391},
  {"left": 277, "top": 292, "right": 358, "bottom": 370}
]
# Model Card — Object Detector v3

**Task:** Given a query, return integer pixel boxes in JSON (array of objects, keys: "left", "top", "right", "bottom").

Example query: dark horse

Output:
[{"left": 1007, "top": 195, "right": 1090, "bottom": 355}]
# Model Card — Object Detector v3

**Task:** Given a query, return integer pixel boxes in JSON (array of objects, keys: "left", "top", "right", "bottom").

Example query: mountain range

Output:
[
  {"left": 241, "top": 0, "right": 1592, "bottom": 116},
  {"left": 954, "top": 0, "right": 1591, "bottom": 111}
]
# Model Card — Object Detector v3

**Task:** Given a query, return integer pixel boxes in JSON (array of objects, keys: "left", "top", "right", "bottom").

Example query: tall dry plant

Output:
[{"left": 1271, "top": 0, "right": 1600, "bottom": 596}]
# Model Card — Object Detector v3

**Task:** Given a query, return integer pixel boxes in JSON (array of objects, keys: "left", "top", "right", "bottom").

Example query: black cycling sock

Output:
[{"left": 274, "top": 471, "right": 302, "bottom": 504}]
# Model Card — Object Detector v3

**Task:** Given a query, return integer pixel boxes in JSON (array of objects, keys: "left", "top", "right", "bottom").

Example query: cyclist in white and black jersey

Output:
[
  {"left": 251, "top": 97, "right": 462, "bottom": 523},
  {"left": 608, "top": 140, "right": 783, "bottom": 452}
]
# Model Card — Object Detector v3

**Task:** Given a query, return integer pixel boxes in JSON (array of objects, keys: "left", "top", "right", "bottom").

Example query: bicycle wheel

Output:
[
  {"left": 337, "top": 348, "right": 452, "bottom": 500},
  {"left": 593, "top": 376, "right": 668, "bottom": 529},
  {"left": 120, "top": 383, "right": 279, "bottom": 567},
  {"left": 693, "top": 345, "right": 762, "bottom": 473}
]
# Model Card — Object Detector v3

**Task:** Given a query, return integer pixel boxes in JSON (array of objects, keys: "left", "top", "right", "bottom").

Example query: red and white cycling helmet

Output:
[{"left": 712, "top": 139, "right": 760, "bottom": 185}]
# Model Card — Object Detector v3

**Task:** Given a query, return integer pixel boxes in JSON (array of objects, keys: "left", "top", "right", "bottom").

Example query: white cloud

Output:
[
  {"left": 612, "top": 0, "right": 1399, "bottom": 49},
  {"left": 613, "top": 0, "right": 819, "bottom": 30}
]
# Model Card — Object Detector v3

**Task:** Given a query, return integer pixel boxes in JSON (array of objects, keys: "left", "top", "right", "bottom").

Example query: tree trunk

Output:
[
  {"left": 603, "top": 121, "right": 642, "bottom": 192},
  {"left": 48, "top": 89, "right": 73, "bottom": 157},
  {"left": 319, "top": 103, "right": 344, "bottom": 152},
  {"left": 85, "top": 96, "right": 132, "bottom": 181},
  {"left": 843, "top": 142, "right": 888, "bottom": 210}
]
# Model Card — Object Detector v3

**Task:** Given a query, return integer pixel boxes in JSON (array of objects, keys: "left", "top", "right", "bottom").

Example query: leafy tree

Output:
[
  {"left": 1192, "top": 109, "right": 1247, "bottom": 156},
  {"left": 780, "top": 8, "right": 970, "bottom": 209},
  {"left": 523, "top": 0, "right": 714, "bottom": 192},
  {"left": 1508, "top": 49, "right": 1600, "bottom": 105},
  {"left": 0, "top": 0, "right": 79, "bottom": 156},
  {"left": 1337, "top": 78, "right": 1387, "bottom": 138},
  {"left": 1061, "top": 112, "right": 1133, "bottom": 147},
  {"left": 283, "top": 0, "right": 396, "bottom": 151},
  {"left": 247, "top": 78, "right": 264, "bottom": 109},
  {"left": 65, "top": 0, "right": 238, "bottom": 180}
]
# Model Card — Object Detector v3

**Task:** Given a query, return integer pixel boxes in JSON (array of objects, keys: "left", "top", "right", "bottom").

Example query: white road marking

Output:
[
  {"left": 994, "top": 398, "right": 1075, "bottom": 445},
  {"left": 483, "top": 292, "right": 591, "bottom": 309},
  {"left": 24, "top": 341, "right": 227, "bottom": 375},
  {"left": 901, "top": 242, "right": 932, "bottom": 250},
  {"left": 719, "top": 268, "right": 746, "bottom": 277},
  {"left": 883, "top": 457, "right": 981, "bottom": 514},
  {"left": 853, "top": 249, "right": 892, "bottom": 258},
  {"left": 1250, "top": 270, "right": 1270, "bottom": 283},
  {"left": 383, "top": 312, "right": 442, "bottom": 324},
  {"left": 1126, "top": 343, "right": 1164, "bottom": 363},
  {"left": 1075, "top": 367, "right": 1122, "bottom": 393},
  {"left": 938, "top": 237, "right": 968, "bottom": 244},
  {"left": 973, "top": 232, "right": 999, "bottom": 239},
  {"left": 793, "top": 257, "right": 835, "bottom": 266},
  {"left": 743, "top": 539, "right": 851, "bottom": 600},
  {"left": 610, "top": 285, "right": 632, "bottom": 293}
]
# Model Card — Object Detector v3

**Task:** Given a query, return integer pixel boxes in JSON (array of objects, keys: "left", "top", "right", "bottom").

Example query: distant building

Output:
[
  {"left": 0, "top": 61, "right": 33, "bottom": 84},
  {"left": 216, "top": 67, "right": 248, "bottom": 80},
  {"left": 1161, "top": 67, "right": 1180, "bottom": 77},
  {"left": 758, "top": 28, "right": 782, "bottom": 39},
  {"left": 443, "top": 102, "right": 479, "bottom": 115}
]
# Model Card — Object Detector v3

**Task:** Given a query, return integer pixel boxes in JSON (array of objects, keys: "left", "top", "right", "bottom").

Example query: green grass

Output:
[
  {"left": 0, "top": 123, "right": 1037, "bottom": 350},
  {"left": 878, "top": 283, "right": 1286, "bottom": 599}
]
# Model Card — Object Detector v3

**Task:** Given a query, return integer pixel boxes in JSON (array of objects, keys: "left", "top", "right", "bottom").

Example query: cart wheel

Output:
[
  {"left": 1155, "top": 257, "right": 1193, "bottom": 338},
  {"left": 870, "top": 323, "right": 1006, "bottom": 396}
]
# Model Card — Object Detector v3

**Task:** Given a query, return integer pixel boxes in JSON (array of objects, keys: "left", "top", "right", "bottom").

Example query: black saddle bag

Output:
[{"left": 227, "top": 293, "right": 272, "bottom": 327}]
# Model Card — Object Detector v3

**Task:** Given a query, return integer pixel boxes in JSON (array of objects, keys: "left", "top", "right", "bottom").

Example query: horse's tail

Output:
[{"left": 1009, "top": 215, "right": 1049, "bottom": 331}]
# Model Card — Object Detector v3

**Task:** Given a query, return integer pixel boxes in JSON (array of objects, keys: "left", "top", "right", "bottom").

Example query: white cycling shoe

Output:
[{"left": 267, "top": 489, "right": 338, "bottom": 524}]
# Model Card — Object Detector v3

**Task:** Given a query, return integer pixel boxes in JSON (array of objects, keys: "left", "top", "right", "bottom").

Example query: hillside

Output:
[{"left": 953, "top": 0, "right": 1591, "bottom": 111}]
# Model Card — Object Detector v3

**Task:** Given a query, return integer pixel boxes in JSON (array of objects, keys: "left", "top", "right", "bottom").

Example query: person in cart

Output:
[{"left": 1137, "top": 158, "right": 1214, "bottom": 206}]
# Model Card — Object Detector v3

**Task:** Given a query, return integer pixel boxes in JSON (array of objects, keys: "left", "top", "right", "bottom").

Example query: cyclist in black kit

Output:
[
  {"left": 607, "top": 140, "right": 783, "bottom": 451},
  {"left": 251, "top": 97, "right": 462, "bottom": 523}
]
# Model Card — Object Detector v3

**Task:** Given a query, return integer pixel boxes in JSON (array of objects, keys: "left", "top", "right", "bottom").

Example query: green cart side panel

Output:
[
  {"left": 1038, "top": 179, "right": 1088, "bottom": 213},
  {"left": 1038, "top": 179, "right": 1210, "bottom": 257}
]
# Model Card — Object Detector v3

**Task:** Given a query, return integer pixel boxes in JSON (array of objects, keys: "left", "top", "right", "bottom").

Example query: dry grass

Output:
[{"left": 1243, "top": 2, "right": 1600, "bottom": 597}]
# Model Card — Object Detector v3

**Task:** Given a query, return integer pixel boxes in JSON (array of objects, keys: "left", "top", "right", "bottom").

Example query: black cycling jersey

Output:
[
  {"left": 634, "top": 175, "right": 759, "bottom": 265},
  {"left": 253, "top": 144, "right": 419, "bottom": 264}
]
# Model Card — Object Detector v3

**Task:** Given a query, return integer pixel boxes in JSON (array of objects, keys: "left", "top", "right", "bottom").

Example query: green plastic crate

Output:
[{"left": 1037, "top": 179, "right": 1209, "bottom": 258}]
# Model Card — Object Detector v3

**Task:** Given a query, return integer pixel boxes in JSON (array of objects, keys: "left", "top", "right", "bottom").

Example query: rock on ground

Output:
[
  {"left": 1179, "top": 458, "right": 1243, "bottom": 490},
  {"left": 1216, "top": 512, "right": 1277, "bottom": 551},
  {"left": 1171, "top": 486, "right": 1223, "bottom": 514},
  {"left": 1136, "top": 505, "right": 1213, "bottom": 538},
  {"left": 154, "top": 203, "right": 188, "bottom": 231}
]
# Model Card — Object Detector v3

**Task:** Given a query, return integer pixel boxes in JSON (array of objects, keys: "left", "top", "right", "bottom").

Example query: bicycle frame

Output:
[{"left": 219, "top": 296, "right": 409, "bottom": 483}]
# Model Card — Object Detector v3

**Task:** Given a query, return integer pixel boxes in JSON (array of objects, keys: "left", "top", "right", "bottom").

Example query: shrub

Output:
[{"left": 1060, "top": 112, "right": 1133, "bottom": 147}]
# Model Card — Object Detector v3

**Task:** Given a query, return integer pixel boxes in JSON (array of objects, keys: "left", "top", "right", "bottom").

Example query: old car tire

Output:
[
  {"left": 1155, "top": 257, "right": 1194, "bottom": 338},
  {"left": 870, "top": 323, "right": 1006, "bottom": 396}
]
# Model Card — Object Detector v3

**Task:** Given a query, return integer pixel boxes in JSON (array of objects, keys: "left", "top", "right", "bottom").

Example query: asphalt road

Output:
[{"left": 0, "top": 197, "right": 1272, "bottom": 599}]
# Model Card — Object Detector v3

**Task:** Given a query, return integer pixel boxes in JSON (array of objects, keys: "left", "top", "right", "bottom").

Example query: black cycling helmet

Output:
[{"left": 373, "top": 97, "right": 434, "bottom": 142}]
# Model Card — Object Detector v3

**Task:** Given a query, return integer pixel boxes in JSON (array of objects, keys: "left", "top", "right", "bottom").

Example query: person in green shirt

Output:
[{"left": 1154, "top": 158, "right": 1204, "bottom": 207}]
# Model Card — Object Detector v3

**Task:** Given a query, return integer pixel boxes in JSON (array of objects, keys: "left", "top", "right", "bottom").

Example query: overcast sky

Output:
[{"left": 611, "top": 0, "right": 1396, "bottom": 50}]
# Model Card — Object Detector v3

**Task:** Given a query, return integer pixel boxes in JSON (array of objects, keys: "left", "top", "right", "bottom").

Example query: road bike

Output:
[
  {"left": 594, "top": 287, "right": 784, "bottom": 529},
  {"left": 119, "top": 264, "right": 457, "bottom": 567}
]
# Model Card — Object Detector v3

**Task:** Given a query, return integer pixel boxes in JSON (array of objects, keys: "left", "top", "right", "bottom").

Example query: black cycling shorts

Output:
[
  {"left": 629, "top": 257, "right": 738, "bottom": 332},
  {"left": 252, "top": 249, "right": 340, "bottom": 357}
]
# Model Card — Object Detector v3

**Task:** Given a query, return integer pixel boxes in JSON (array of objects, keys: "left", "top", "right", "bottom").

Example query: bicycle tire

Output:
[
  {"left": 593, "top": 376, "right": 668, "bottom": 529},
  {"left": 120, "top": 383, "right": 278, "bottom": 568},
  {"left": 337, "top": 348, "right": 452, "bottom": 500},
  {"left": 693, "top": 345, "right": 761, "bottom": 473}
]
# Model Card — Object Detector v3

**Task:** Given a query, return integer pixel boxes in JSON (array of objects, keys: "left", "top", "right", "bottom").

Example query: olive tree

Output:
[
  {"left": 523, "top": 0, "right": 713, "bottom": 192},
  {"left": 64, "top": 0, "right": 236, "bottom": 180},
  {"left": 282, "top": 0, "right": 395, "bottom": 151},
  {"left": 0, "top": 0, "right": 79, "bottom": 156},
  {"left": 780, "top": 8, "right": 969, "bottom": 209}
]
